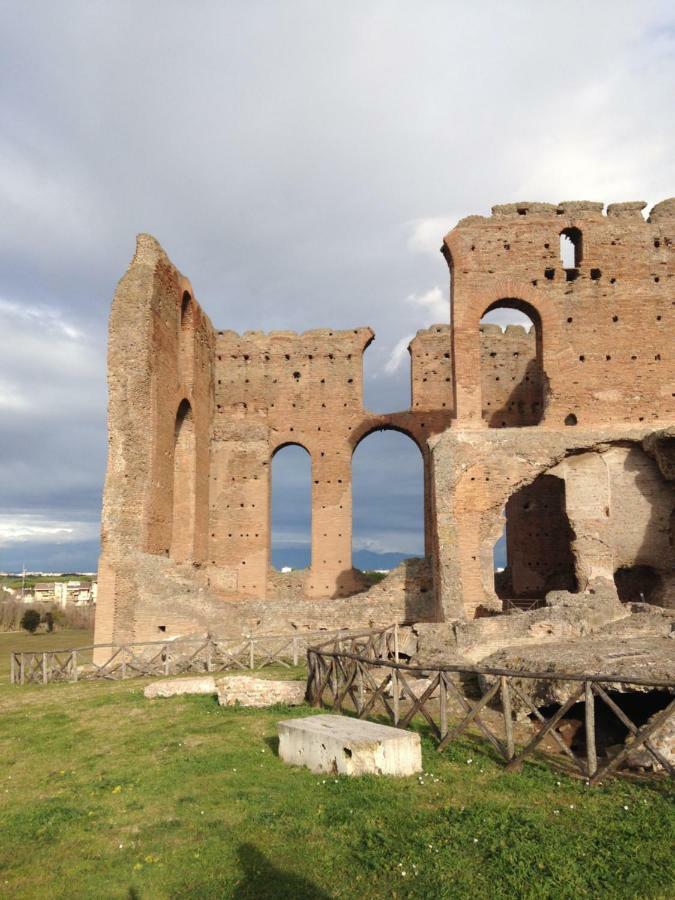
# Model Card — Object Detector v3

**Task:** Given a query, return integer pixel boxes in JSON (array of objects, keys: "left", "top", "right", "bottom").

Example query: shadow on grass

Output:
[
  {"left": 234, "top": 842, "right": 330, "bottom": 899},
  {"left": 264, "top": 734, "right": 279, "bottom": 756}
]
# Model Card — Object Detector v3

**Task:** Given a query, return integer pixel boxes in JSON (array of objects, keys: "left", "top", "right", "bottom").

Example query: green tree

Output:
[{"left": 20, "top": 609, "right": 41, "bottom": 634}]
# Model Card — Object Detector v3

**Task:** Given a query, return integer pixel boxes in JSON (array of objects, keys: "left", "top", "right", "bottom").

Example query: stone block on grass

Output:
[
  {"left": 144, "top": 676, "right": 216, "bottom": 699},
  {"left": 278, "top": 714, "right": 422, "bottom": 776},
  {"left": 216, "top": 676, "right": 306, "bottom": 707}
]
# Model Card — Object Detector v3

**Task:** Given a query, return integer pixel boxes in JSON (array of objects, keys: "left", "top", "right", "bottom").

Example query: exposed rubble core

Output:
[{"left": 94, "top": 199, "right": 674, "bottom": 671}]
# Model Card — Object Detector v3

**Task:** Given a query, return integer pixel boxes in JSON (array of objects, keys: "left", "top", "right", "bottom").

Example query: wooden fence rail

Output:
[
  {"left": 306, "top": 627, "right": 675, "bottom": 784},
  {"left": 9, "top": 628, "right": 352, "bottom": 686}
]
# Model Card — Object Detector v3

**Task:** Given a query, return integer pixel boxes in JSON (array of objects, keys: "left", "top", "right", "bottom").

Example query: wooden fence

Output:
[
  {"left": 10, "top": 628, "right": 349, "bottom": 686},
  {"left": 306, "top": 627, "right": 675, "bottom": 784}
]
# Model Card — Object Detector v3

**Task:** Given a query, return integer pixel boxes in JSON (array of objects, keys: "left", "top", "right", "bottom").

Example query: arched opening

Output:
[
  {"left": 560, "top": 227, "right": 582, "bottom": 271},
  {"left": 179, "top": 291, "right": 194, "bottom": 384},
  {"left": 352, "top": 429, "right": 424, "bottom": 576},
  {"left": 479, "top": 299, "right": 544, "bottom": 427},
  {"left": 271, "top": 444, "right": 311, "bottom": 571},
  {"left": 170, "top": 399, "right": 196, "bottom": 563},
  {"left": 496, "top": 473, "right": 577, "bottom": 610}
]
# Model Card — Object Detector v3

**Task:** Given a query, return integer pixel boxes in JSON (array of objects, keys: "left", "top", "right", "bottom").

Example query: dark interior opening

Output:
[
  {"left": 614, "top": 565, "right": 663, "bottom": 605},
  {"left": 497, "top": 474, "right": 577, "bottom": 607},
  {"left": 535, "top": 690, "right": 671, "bottom": 767}
]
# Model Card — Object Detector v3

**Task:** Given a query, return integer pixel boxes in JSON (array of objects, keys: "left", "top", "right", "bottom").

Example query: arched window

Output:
[
  {"left": 271, "top": 444, "right": 311, "bottom": 571},
  {"left": 179, "top": 291, "right": 194, "bottom": 384},
  {"left": 352, "top": 429, "right": 424, "bottom": 574},
  {"left": 479, "top": 299, "right": 544, "bottom": 427},
  {"left": 560, "top": 227, "right": 582, "bottom": 271},
  {"left": 170, "top": 399, "right": 196, "bottom": 563}
]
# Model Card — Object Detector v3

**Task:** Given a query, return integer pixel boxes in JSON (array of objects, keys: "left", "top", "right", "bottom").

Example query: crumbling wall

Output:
[
  {"left": 480, "top": 324, "right": 541, "bottom": 427},
  {"left": 431, "top": 427, "right": 675, "bottom": 619},
  {"left": 444, "top": 199, "right": 674, "bottom": 427},
  {"left": 96, "top": 198, "right": 674, "bottom": 653}
]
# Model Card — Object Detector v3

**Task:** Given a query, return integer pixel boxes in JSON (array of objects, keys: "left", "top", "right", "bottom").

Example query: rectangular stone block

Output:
[
  {"left": 277, "top": 714, "right": 422, "bottom": 776},
  {"left": 144, "top": 676, "right": 216, "bottom": 699}
]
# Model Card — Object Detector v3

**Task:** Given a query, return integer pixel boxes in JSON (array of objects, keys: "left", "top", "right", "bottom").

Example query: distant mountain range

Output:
[
  {"left": 271, "top": 548, "right": 419, "bottom": 572},
  {"left": 273, "top": 538, "right": 507, "bottom": 572}
]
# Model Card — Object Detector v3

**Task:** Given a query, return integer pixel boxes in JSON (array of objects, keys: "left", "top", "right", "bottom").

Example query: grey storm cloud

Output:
[{"left": 0, "top": 1, "right": 673, "bottom": 569}]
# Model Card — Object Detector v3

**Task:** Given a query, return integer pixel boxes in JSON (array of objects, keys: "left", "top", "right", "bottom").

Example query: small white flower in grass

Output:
[
  {"left": 473, "top": 838, "right": 478, "bottom": 843},
  {"left": 623, "top": 805, "right": 629, "bottom": 811},
  {"left": 466, "top": 758, "right": 473, "bottom": 764},
  {"left": 119, "top": 844, "right": 124, "bottom": 849}
]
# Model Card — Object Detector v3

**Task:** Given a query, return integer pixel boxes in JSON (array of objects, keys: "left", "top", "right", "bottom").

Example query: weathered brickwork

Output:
[{"left": 94, "top": 199, "right": 674, "bottom": 656}]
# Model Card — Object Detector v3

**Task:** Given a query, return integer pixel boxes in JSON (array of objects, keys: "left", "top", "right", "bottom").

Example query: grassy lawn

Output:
[
  {"left": 0, "top": 629, "right": 94, "bottom": 681},
  {"left": 0, "top": 643, "right": 673, "bottom": 899}
]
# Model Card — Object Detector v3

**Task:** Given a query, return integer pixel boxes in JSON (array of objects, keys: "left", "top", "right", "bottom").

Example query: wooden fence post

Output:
[
  {"left": 585, "top": 680, "right": 597, "bottom": 778},
  {"left": 394, "top": 624, "right": 399, "bottom": 664},
  {"left": 121, "top": 647, "right": 127, "bottom": 680},
  {"left": 20, "top": 653, "right": 25, "bottom": 685},
  {"left": 292, "top": 636, "right": 298, "bottom": 667},
  {"left": 164, "top": 644, "right": 170, "bottom": 677},
  {"left": 42, "top": 653, "right": 48, "bottom": 685},
  {"left": 392, "top": 667, "right": 400, "bottom": 726},
  {"left": 501, "top": 676, "right": 515, "bottom": 760},
  {"left": 10, "top": 653, "right": 15, "bottom": 685},
  {"left": 206, "top": 642, "right": 213, "bottom": 673},
  {"left": 249, "top": 638, "right": 255, "bottom": 670},
  {"left": 72, "top": 649, "right": 79, "bottom": 682},
  {"left": 439, "top": 672, "right": 448, "bottom": 740}
]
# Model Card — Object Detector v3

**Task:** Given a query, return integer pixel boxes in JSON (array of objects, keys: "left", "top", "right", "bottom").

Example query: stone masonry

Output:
[{"left": 94, "top": 199, "right": 674, "bottom": 659}]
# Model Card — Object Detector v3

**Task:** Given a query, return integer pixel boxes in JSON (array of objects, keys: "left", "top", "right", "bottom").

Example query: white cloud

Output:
[
  {"left": 406, "top": 286, "right": 448, "bottom": 324},
  {"left": 406, "top": 217, "right": 458, "bottom": 255},
  {"left": 0, "top": 515, "right": 99, "bottom": 547},
  {"left": 383, "top": 334, "right": 414, "bottom": 375}
]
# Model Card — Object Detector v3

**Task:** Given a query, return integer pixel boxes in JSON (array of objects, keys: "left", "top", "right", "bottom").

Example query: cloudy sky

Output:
[{"left": 0, "top": 1, "right": 673, "bottom": 571}]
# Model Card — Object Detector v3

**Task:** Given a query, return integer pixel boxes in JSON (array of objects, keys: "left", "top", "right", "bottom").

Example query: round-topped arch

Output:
[
  {"left": 270, "top": 441, "right": 312, "bottom": 572},
  {"left": 449, "top": 280, "right": 561, "bottom": 424},
  {"left": 351, "top": 424, "right": 426, "bottom": 571}
]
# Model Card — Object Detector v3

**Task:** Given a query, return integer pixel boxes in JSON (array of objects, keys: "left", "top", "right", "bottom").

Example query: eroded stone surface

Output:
[
  {"left": 216, "top": 676, "right": 306, "bottom": 707},
  {"left": 143, "top": 676, "right": 216, "bottom": 699},
  {"left": 278, "top": 714, "right": 422, "bottom": 776}
]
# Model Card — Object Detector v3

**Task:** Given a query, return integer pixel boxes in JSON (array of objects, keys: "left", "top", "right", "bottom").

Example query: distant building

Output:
[{"left": 29, "top": 580, "right": 97, "bottom": 607}]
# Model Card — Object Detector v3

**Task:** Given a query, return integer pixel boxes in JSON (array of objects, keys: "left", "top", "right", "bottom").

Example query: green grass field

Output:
[{"left": 0, "top": 631, "right": 673, "bottom": 899}]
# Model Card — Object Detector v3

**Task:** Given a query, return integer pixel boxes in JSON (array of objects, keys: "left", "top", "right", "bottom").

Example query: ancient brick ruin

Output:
[{"left": 94, "top": 199, "right": 675, "bottom": 657}]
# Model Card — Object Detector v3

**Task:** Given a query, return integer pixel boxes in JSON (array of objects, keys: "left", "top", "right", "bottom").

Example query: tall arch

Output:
[
  {"left": 170, "top": 399, "right": 196, "bottom": 562},
  {"left": 351, "top": 427, "right": 424, "bottom": 571},
  {"left": 270, "top": 442, "right": 312, "bottom": 571},
  {"left": 479, "top": 298, "right": 544, "bottom": 427}
]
